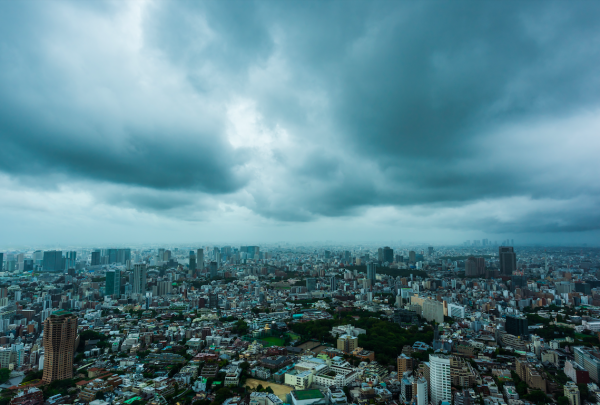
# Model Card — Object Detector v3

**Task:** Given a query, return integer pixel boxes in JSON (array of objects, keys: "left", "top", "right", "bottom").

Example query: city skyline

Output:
[{"left": 1, "top": 1, "right": 600, "bottom": 246}]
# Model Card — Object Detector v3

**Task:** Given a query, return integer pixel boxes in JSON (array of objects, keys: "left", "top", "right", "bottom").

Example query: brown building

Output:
[
  {"left": 397, "top": 354, "right": 413, "bottom": 380},
  {"left": 42, "top": 311, "right": 78, "bottom": 383}
]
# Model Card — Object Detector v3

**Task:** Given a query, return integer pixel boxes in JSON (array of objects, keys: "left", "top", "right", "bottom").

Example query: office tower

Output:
[
  {"left": 209, "top": 262, "right": 218, "bottom": 279},
  {"left": 367, "top": 263, "right": 377, "bottom": 284},
  {"left": 189, "top": 251, "right": 196, "bottom": 273},
  {"left": 215, "top": 252, "right": 221, "bottom": 267},
  {"left": 429, "top": 354, "right": 451, "bottom": 405},
  {"left": 116, "top": 248, "right": 131, "bottom": 264},
  {"left": 105, "top": 270, "right": 121, "bottom": 298},
  {"left": 247, "top": 246, "right": 259, "bottom": 260},
  {"left": 209, "top": 293, "right": 219, "bottom": 309},
  {"left": 196, "top": 249, "right": 204, "bottom": 270},
  {"left": 409, "top": 251, "right": 416, "bottom": 263},
  {"left": 0, "top": 253, "right": 3, "bottom": 272},
  {"left": 42, "top": 251, "right": 63, "bottom": 272},
  {"left": 42, "top": 311, "right": 77, "bottom": 383},
  {"left": 344, "top": 251, "right": 351, "bottom": 263},
  {"left": 306, "top": 278, "right": 317, "bottom": 292},
  {"left": 499, "top": 246, "right": 517, "bottom": 275},
  {"left": 428, "top": 246, "right": 434, "bottom": 256},
  {"left": 132, "top": 264, "right": 147, "bottom": 295},
  {"left": 158, "top": 248, "right": 165, "bottom": 261},
  {"left": 397, "top": 354, "right": 413, "bottom": 380},
  {"left": 65, "top": 251, "right": 76, "bottom": 270},
  {"left": 163, "top": 250, "right": 171, "bottom": 261},
  {"left": 383, "top": 247, "right": 393, "bottom": 264},
  {"left": 330, "top": 277, "right": 337, "bottom": 291},
  {"left": 90, "top": 251, "right": 100, "bottom": 266},
  {"left": 505, "top": 315, "right": 528, "bottom": 337},
  {"left": 324, "top": 250, "right": 331, "bottom": 259},
  {"left": 465, "top": 257, "right": 484, "bottom": 277}
]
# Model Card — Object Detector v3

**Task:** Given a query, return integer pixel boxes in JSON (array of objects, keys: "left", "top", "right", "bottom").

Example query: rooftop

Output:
[{"left": 292, "top": 389, "right": 325, "bottom": 401}]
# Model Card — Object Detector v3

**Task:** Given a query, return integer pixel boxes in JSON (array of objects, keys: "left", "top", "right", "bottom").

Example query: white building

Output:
[
  {"left": 447, "top": 304, "right": 466, "bottom": 319},
  {"left": 430, "top": 354, "right": 451, "bottom": 405}
]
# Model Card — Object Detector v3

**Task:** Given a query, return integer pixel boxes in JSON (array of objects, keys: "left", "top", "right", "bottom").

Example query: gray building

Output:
[{"left": 42, "top": 251, "right": 64, "bottom": 272}]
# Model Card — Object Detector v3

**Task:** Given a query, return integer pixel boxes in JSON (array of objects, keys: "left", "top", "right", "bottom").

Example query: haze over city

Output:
[{"left": 1, "top": 1, "right": 600, "bottom": 247}]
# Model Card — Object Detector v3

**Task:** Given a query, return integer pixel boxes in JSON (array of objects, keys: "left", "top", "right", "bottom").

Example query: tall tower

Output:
[
  {"left": 105, "top": 270, "right": 121, "bottom": 298},
  {"left": 196, "top": 248, "right": 204, "bottom": 271},
  {"left": 189, "top": 251, "right": 196, "bottom": 273},
  {"left": 429, "top": 354, "right": 451, "bottom": 405},
  {"left": 132, "top": 264, "right": 147, "bottom": 295},
  {"left": 42, "top": 311, "right": 77, "bottom": 383},
  {"left": 367, "top": 263, "right": 377, "bottom": 284},
  {"left": 499, "top": 246, "right": 517, "bottom": 275}
]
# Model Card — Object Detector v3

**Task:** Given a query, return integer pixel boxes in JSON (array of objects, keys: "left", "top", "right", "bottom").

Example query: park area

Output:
[{"left": 245, "top": 379, "right": 292, "bottom": 400}]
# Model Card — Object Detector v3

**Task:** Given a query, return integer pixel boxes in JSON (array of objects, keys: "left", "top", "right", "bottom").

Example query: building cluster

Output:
[{"left": 0, "top": 243, "right": 597, "bottom": 405}]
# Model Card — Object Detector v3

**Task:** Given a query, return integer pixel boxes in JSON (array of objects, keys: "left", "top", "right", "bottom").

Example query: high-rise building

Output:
[
  {"left": 209, "top": 262, "right": 218, "bottom": 279},
  {"left": 42, "top": 251, "right": 63, "bottom": 272},
  {"left": 429, "top": 354, "right": 451, "bottom": 405},
  {"left": 90, "top": 251, "right": 100, "bottom": 266},
  {"left": 330, "top": 277, "right": 337, "bottom": 291},
  {"left": 367, "top": 263, "right": 377, "bottom": 284},
  {"left": 306, "top": 278, "right": 317, "bottom": 292},
  {"left": 428, "top": 246, "right": 434, "bottom": 256},
  {"left": 575, "top": 347, "right": 600, "bottom": 383},
  {"left": 65, "top": 251, "right": 76, "bottom": 270},
  {"left": 209, "top": 293, "right": 219, "bottom": 309},
  {"left": 189, "top": 251, "right": 196, "bottom": 273},
  {"left": 196, "top": 248, "right": 204, "bottom": 270},
  {"left": 377, "top": 248, "right": 384, "bottom": 262},
  {"left": 0, "top": 253, "right": 3, "bottom": 272},
  {"left": 505, "top": 315, "right": 528, "bottom": 337},
  {"left": 383, "top": 247, "right": 394, "bottom": 264},
  {"left": 132, "top": 264, "right": 147, "bottom": 295},
  {"left": 409, "top": 251, "right": 416, "bottom": 263},
  {"left": 42, "top": 311, "right": 77, "bottom": 383},
  {"left": 413, "top": 376, "right": 428, "bottom": 405},
  {"left": 105, "top": 270, "right": 121, "bottom": 298},
  {"left": 397, "top": 354, "right": 413, "bottom": 380},
  {"left": 499, "top": 246, "right": 517, "bottom": 275},
  {"left": 465, "top": 257, "right": 485, "bottom": 277}
]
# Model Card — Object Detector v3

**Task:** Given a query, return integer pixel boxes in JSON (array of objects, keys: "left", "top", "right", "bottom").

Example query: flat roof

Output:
[{"left": 292, "top": 389, "right": 324, "bottom": 400}]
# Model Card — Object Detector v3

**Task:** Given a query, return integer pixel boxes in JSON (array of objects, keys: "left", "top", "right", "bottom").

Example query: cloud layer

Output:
[{"left": 1, "top": 0, "right": 599, "bottom": 245}]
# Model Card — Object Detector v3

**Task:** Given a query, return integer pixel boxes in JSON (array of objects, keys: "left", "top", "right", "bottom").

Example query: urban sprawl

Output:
[{"left": 0, "top": 243, "right": 598, "bottom": 405}]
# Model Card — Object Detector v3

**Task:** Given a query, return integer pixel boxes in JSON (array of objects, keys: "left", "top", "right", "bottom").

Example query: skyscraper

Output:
[
  {"left": 196, "top": 248, "right": 204, "bottom": 270},
  {"left": 105, "top": 270, "right": 121, "bottom": 298},
  {"left": 209, "top": 262, "right": 218, "bottom": 279},
  {"left": 306, "top": 278, "right": 317, "bottom": 292},
  {"left": 189, "top": 251, "right": 196, "bottom": 273},
  {"left": 383, "top": 247, "right": 394, "bottom": 264},
  {"left": 377, "top": 248, "right": 384, "bottom": 262},
  {"left": 330, "top": 277, "right": 337, "bottom": 291},
  {"left": 42, "top": 251, "right": 63, "bottom": 272},
  {"left": 90, "top": 250, "right": 100, "bottom": 266},
  {"left": 132, "top": 264, "right": 147, "bottom": 295},
  {"left": 367, "top": 263, "right": 377, "bottom": 284},
  {"left": 499, "top": 246, "right": 517, "bottom": 275},
  {"left": 505, "top": 315, "right": 528, "bottom": 337},
  {"left": 429, "top": 354, "right": 451, "bottom": 405},
  {"left": 409, "top": 251, "right": 416, "bottom": 264},
  {"left": 42, "top": 311, "right": 77, "bottom": 383},
  {"left": 0, "top": 253, "right": 3, "bottom": 272},
  {"left": 428, "top": 246, "right": 434, "bottom": 256}
]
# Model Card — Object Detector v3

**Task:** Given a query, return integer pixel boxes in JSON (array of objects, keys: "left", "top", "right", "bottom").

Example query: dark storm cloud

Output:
[
  {"left": 0, "top": 0, "right": 599, "bottom": 235},
  {"left": 0, "top": 1, "right": 245, "bottom": 193}
]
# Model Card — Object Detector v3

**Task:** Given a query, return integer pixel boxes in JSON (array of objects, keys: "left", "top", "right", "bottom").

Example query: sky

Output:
[{"left": 1, "top": 1, "right": 600, "bottom": 247}]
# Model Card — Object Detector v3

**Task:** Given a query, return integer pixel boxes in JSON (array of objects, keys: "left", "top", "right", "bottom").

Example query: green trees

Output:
[{"left": 0, "top": 369, "right": 9, "bottom": 384}]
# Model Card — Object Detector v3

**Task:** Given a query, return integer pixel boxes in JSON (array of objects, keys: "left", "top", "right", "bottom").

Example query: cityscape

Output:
[
  {"left": 1, "top": 1, "right": 600, "bottom": 405},
  {"left": 0, "top": 243, "right": 599, "bottom": 405}
]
